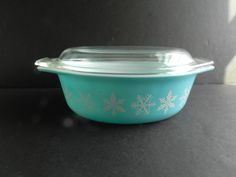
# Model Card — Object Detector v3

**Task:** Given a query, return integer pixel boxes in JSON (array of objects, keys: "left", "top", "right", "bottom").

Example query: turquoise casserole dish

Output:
[{"left": 35, "top": 46, "right": 214, "bottom": 124}]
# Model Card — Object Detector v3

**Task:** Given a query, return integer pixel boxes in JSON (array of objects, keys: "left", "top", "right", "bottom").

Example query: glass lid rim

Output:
[{"left": 59, "top": 45, "right": 190, "bottom": 58}]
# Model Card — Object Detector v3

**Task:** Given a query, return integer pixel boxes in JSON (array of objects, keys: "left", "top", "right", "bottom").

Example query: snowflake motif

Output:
[
  {"left": 157, "top": 91, "right": 177, "bottom": 113},
  {"left": 104, "top": 93, "right": 125, "bottom": 116},
  {"left": 78, "top": 93, "right": 95, "bottom": 111},
  {"left": 64, "top": 87, "right": 72, "bottom": 100},
  {"left": 131, "top": 95, "right": 155, "bottom": 115},
  {"left": 179, "top": 88, "right": 190, "bottom": 106}
]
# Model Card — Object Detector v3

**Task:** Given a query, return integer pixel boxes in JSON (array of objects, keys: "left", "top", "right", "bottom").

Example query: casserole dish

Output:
[{"left": 35, "top": 46, "right": 214, "bottom": 124}]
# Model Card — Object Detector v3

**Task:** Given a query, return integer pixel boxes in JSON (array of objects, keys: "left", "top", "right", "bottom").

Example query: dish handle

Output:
[{"left": 35, "top": 57, "right": 66, "bottom": 74}]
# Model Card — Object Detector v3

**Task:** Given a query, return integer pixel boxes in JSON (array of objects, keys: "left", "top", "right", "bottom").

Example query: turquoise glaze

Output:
[
  {"left": 35, "top": 46, "right": 214, "bottom": 124},
  {"left": 57, "top": 73, "right": 196, "bottom": 124}
]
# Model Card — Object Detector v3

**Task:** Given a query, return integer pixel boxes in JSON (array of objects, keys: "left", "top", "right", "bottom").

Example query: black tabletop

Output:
[{"left": 0, "top": 85, "right": 236, "bottom": 177}]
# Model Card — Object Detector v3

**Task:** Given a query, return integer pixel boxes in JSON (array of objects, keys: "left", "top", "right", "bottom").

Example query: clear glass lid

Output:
[{"left": 35, "top": 46, "right": 214, "bottom": 76}]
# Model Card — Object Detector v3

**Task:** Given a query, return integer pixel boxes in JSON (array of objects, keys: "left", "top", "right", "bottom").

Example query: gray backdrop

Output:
[{"left": 0, "top": 0, "right": 235, "bottom": 88}]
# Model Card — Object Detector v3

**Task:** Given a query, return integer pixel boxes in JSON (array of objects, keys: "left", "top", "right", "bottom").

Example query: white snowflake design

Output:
[
  {"left": 78, "top": 93, "right": 95, "bottom": 111},
  {"left": 131, "top": 95, "right": 155, "bottom": 115},
  {"left": 104, "top": 93, "right": 126, "bottom": 116},
  {"left": 157, "top": 91, "right": 177, "bottom": 113},
  {"left": 179, "top": 88, "right": 190, "bottom": 106},
  {"left": 64, "top": 87, "right": 72, "bottom": 100}
]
